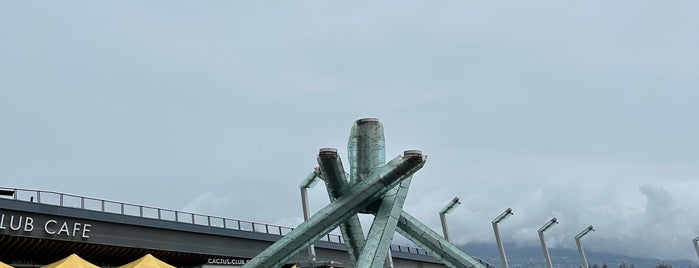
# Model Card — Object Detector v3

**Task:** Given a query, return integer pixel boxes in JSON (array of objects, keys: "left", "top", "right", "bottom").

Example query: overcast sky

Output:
[{"left": 1, "top": 0, "right": 698, "bottom": 262}]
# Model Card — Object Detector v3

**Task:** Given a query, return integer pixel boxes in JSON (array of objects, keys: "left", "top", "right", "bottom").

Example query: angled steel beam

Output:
[
  {"left": 575, "top": 225, "right": 595, "bottom": 268},
  {"left": 242, "top": 150, "right": 427, "bottom": 268},
  {"left": 396, "top": 211, "right": 485, "bottom": 268},
  {"left": 317, "top": 148, "right": 366, "bottom": 266},
  {"left": 693, "top": 236, "right": 699, "bottom": 262}
]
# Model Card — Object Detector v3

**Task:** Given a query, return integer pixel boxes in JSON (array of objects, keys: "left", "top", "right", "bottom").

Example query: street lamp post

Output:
[
  {"left": 299, "top": 168, "right": 322, "bottom": 268},
  {"left": 492, "top": 208, "right": 513, "bottom": 268},
  {"left": 538, "top": 217, "right": 558, "bottom": 268},
  {"left": 439, "top": 197, "right": 461, "bottom": 242},
  {"left": 575, "top": 225, "right": 595, "bottom": 268},
  {"left": 693, "top": 236, "right": 699, "bottom": 262}
]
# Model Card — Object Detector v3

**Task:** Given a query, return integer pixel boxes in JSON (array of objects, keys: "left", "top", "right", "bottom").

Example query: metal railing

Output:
[{"left": 1, "top": 187, "right": 427, "bottom": 255}]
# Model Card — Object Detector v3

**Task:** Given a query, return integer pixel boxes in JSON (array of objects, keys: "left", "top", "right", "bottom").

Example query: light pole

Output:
[
  {"left": 439, "top": 197, "right": 461, "bottom": 242},
  {"left": 693, "top": 236, "right": 699, "bottom": 262},
  {"left": 492, "top": 208, "right": 513, "bottom": 268},
  {"left": 299, "top": 168, "right": 322, "bottom": 268},
  {"left": 538, "top": 217, "right": 558, "bottom": 268},
  {"left": 575, "top": 225, "right": 595, "bottom": 268}
]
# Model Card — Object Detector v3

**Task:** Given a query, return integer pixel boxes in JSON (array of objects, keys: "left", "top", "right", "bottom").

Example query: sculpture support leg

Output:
[
  {"left": 356, "top": 177, "right": 412, "bottom": 268},
  {"left": 396, "top": 211, "right": 485, "bottom": 268},
  {"left": 318, "top": 152, "right": 366, "bottom": 266}
]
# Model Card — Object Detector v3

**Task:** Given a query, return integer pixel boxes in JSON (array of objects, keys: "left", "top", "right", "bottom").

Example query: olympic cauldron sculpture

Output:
[{"left": 242, "top": 118, "right": 484, "bottom": 268}]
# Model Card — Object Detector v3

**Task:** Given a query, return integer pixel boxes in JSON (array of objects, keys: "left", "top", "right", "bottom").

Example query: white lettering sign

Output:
[
  {"left": 1, "top": 212, "right": 91, "bottom": 239},
  {"left": 207, "top": 258, "right": 250, "bottom": 265}
]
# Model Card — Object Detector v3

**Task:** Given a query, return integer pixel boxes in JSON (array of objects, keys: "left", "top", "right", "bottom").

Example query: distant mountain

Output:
[{"left": 460, "top": 242, "right": 699, "bottom": 268}]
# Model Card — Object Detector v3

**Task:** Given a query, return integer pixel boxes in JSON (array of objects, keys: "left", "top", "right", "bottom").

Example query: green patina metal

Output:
[
  {"left": 356, "top": 177, "right": 412, "bottom": 268},
  {"left": 317, "top": 150, "right": 366, "bottom": 266},
  {"left": 350, "top": 119, "right": 406, "bottom": 268},
  {"left": 348, "top": 118, "right": 385, "bottom": 185},
  {"left": 242, "top": 118, "right": 484, "bottom": 268},
  {"left": 242, "top": 151, "right": 426, "bottom": 268},
  {"left": 397, "top": 211, "right": 484, "bottom": 268}
]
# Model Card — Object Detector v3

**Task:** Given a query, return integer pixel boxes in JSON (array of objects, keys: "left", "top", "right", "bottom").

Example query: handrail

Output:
[{"left": 0, "top": 187, "right": 429, "bottom": 256}]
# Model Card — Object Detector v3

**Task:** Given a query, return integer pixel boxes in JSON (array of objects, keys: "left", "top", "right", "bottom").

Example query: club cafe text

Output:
[{"left": 0, "top": 213, "right": 92, "bottom": 239}]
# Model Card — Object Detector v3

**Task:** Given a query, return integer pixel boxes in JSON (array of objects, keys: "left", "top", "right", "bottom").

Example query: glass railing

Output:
[{"left": 0, "top": 187, "right": 428, "bottom": 255}]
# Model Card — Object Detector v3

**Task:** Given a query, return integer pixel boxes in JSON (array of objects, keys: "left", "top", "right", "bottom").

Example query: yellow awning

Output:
[
  {"left": 0, "top": 261, "right": 14, "bottom": 268},
  {"left": 118, "top": 254, "right": 174, "bottom": 268},
  {"left": 42, "top": 254, "right": 99, "bottom": 268}
]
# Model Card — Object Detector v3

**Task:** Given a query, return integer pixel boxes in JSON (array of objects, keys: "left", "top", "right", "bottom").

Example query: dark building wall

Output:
[{"left": 0, "top": 198, "right": 445, "bottom": 267}]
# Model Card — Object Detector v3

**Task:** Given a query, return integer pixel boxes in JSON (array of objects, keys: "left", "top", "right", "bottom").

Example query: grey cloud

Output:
[{"left": 1, "top": 0, "right": 697, "bottom": 261}]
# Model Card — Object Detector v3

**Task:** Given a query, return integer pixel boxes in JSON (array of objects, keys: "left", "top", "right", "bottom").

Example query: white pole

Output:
[
  {"left": 493, "top": 222, "right": 509, "bottom": 268},
  {"left": 440, "top": 212, "right": 450, "bottom": 241},
  {"left": 575, "top": 226, "right": 594, "bottom": 268},
  {"left": 538, "top": 218, "right": 558, "bottom": 268},
  {"left": 300, "top": 187, "right": 316, "bottom": 267},
  {"left": 492, "top": 208, "right": 513, "bottom": 268},
  {"left": 439, "top": 197, "right": 460, "bottom": 242},
  {"left": 575, "top": 237, "right": 588, "bottom": 268},
  {"left": 385, "top": 251, "right": 394, "bottom": 268},
  {"left": 539, "top": 230, "right": 553, "bottom": 268}
]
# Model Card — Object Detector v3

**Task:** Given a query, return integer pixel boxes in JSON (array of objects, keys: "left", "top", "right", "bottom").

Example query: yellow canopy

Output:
[
  {"left": 118, "top": 254, "right": 174, "bottom": 268},
  {"left": 42, "top": 254, "right": 99, "bottom": 268},
  {"left": 0, "top": 261, "right": 14, "bottom": 268}
]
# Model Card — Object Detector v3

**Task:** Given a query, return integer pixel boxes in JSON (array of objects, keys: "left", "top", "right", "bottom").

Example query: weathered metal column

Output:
[
  {"left": 538, "top": 218, "right": 558, "bottom": 268},
  {"left": 350, "top": 118, "right": 406, "bottom": 268},
  {"left": 492, "top": 208, "right": 513, "bottom": 268},
  {"left": 317, "top": 148, "right": 366, "bottom": 266},
  {"left": 575, "top": 225, "right": 594, "bottom": 268},
  {"left": 348, "top": 118, "right": 385, "bottom": 185}
]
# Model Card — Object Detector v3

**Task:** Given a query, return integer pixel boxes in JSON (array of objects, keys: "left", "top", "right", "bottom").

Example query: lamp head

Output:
[
  {"left": 576, "top": 225, "right": 595, "bottom": 239},
  {"left": 539, "top": 217, "right": 558, "bottom": 232},
  {"left": 440, "top": 197, "right": 461, "bottom": 214},
  {"left": 493, "top": 208, "right": 514, "bottom": 224}
]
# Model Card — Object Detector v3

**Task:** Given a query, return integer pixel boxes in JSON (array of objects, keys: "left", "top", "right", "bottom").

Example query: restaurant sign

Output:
[{"left": 0, "top": 211, "right": 92, "bottom": 239}]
